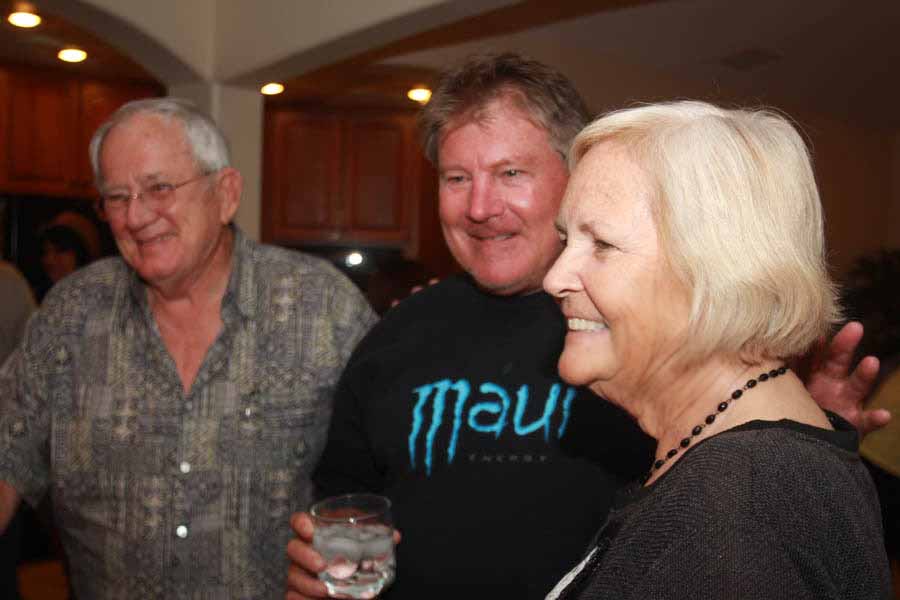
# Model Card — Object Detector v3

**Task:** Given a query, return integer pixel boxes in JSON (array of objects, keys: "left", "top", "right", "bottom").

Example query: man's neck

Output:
[{"left": 147, "top": 226, "right": 235, "bottom": 318}]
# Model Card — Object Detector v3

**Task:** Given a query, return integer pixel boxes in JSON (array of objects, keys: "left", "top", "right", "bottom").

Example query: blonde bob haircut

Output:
[{"left": 570, "top": 100, "right": 840, "bottom": 363}]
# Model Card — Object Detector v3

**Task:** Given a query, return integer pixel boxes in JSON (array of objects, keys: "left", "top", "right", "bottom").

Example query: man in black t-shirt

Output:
[{"left": 285, "top": 53, "right": 887, "bottom": 600}]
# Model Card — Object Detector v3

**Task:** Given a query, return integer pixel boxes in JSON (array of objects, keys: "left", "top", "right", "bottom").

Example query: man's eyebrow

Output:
[
  {"left": 105, "top": 172, "right": 166, "bottom": 187},
  {"left": 489, "top": 155, "right": 534, "bottom": 169},
  {"left": 439, "top": 154, "right": 536, "bottom": 176}
]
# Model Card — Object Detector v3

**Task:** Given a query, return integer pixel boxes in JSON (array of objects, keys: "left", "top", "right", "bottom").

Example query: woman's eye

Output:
[
  {"left": 503, "top": 169, "right": 520, "bottom": 178},
  {"left": 593, "top": 239, "right": 614, "bottom": 253}
]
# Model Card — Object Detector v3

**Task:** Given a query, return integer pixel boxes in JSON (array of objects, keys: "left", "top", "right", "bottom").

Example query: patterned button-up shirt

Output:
[{"left": 0, "top": 229, "right": 377, "bottom": 599}]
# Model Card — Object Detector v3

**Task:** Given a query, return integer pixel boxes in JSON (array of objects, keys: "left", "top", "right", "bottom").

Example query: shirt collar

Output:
[
  {"left": 125, "top": 224, "right": 257, "bottom": 320},
  {"left": 226, "top": 225, "right": 256, "bottom": 320}
]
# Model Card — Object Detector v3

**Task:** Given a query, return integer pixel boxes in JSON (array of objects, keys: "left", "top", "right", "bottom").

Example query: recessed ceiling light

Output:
[
  {"left": 58, "top": 48, "right": 87, "bottom": 63},
  {"left": 8, "top": 11, "right": 41, "bottom": 28},
  {"left": 407, "top": 87, "right": 432, "bottom": 104},
  {"left": 260, "top": 83, "right": 284, "bottom": 95}
]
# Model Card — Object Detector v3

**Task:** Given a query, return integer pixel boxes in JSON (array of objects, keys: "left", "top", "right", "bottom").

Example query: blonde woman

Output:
[{"left": 544, "top": 101, "right": 890, "bottom": 600}]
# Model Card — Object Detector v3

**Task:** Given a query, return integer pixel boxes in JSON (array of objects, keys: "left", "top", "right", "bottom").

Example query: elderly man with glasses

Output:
[{"left": 0, "top": 98, "right": 377, "bottom": 598}]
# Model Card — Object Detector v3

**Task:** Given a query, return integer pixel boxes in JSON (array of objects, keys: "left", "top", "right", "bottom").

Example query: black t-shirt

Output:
[{"left": 314, "top": 275, "right": 652, "bottom": 599}]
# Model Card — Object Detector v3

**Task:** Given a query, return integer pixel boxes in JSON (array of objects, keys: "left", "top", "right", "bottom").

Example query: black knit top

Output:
[{"left": 550, "top": 414, "right": 891, "bottom": 600}]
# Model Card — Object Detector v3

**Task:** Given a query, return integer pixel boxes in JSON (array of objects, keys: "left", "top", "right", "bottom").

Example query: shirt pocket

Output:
[{"left": 227, "top": 387, "right": 328, "bottom": 473}]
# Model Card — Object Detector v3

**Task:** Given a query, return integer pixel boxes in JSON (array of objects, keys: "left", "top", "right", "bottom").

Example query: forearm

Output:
[{"left": 0, "top": 480, "right": 21, "bottom": 535}]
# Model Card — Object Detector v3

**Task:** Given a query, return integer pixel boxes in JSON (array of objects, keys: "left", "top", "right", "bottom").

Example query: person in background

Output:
[
  {"left": 0, "top": 261, "right": 36, "bottom": 600},
  {"left": 39, "top": 223, "right": 91, "bottom": 286},
  {"left": 542, "top": 100, "right": 889, "bottom": 599},
  {"left": 22, "top": 214, "right": 99, "bottom": 598},
  {"left": 0, "top": 261, "right": 35, "bottom": 364},
  {"left": 35, "top": 211, "right": 103, "bottom": 301},
  {"left": 285, "top": 53, "right": 888, "bottom": 599},
  {"left": 0, "top": 97, "right": 376, "bottom": 598}
]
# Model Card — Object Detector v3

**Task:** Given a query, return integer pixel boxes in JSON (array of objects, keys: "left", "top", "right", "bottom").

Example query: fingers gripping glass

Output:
[
  {"left": 100, "top": 171, "right": 215, "bottom": 214},
  {"left": 312, "top": 494, "right": 395, "bottom": 598}
]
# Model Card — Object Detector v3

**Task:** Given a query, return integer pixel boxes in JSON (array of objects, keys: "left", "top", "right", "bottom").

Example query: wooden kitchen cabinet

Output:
[
  {"left": 263, "top": 105, "right": 428, "bottom": 249},
  {"left": 75, "top": 79, "right": 162, "bottom": 189},
  {"left": 5, "top": 68, "right": 80, "bottom": 195},
  {"left": 264, "top": 108, "right": 343, "bottom": 240},
  {"left": 0, "top": 63, "right": 161, "bottom": 197}
]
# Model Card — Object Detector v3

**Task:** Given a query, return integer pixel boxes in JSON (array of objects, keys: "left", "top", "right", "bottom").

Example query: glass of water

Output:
[{"left": 311, "top": 493, "right": 395, "bottom": 599}]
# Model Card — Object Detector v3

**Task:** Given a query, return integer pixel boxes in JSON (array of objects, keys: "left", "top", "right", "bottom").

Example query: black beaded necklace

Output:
[{"left": 646, "top": 365, "right": 789, "bottom": 481}]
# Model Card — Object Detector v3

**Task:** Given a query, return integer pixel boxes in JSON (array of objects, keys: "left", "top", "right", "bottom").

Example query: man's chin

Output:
[{"left": 469, "top": 269, "right": 542, "bottom": 297}]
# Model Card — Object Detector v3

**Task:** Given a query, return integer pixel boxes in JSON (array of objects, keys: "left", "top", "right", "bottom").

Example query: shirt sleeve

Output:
[
  {"left": 0, "top": 315, "right": 52, "bottom": 508},
  {"left": 329, "top": 279, "right": 378, "bottom": 368}
]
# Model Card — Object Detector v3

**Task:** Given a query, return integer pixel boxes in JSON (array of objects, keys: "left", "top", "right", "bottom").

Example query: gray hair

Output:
[
  {"left": 89, "top": 97, "right": 231, "bottom": 185},
  {"left": 419, "top": 52, "right": 591, "bottom": 165}
]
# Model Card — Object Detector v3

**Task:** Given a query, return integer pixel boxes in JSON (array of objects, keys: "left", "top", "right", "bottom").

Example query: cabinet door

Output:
[
  {"left": 76, "top": 80, "right": 162, "bottom": 190},
  {"left": 7, "top": 70, "right": 79, "bottom": 194},
  {"left": 264, "top": 108, "right": 343, "bottom": 243},
  {"left": 342, "top": 113, "right": 415, "bottom": 244}
]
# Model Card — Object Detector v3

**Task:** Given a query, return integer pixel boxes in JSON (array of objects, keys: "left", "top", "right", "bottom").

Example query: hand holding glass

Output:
[{"left": 311, "top": 494, "right": 395, "bottom": 599}]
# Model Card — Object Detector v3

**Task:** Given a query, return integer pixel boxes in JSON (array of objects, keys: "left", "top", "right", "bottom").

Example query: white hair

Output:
[
  {"left": 571, "top": 100, "right": 840, "bottom": 362},
  {"left": 89, "top": 97, "right": 230, "bottom": 185}
]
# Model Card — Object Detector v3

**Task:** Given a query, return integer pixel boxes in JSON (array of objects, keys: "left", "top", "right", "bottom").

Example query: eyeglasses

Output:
[{"left": 100, "top": 171, "right": 215, "bottom": 215}]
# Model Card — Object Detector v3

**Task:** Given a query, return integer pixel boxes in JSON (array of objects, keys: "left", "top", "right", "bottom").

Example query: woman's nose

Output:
[{"left": 543, "top": 251, "right": 579, "bottom": 298}]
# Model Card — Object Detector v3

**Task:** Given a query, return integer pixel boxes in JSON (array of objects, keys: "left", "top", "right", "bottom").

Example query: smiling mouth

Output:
[
  {"left": 567, "top": 318, "right": 608, "bottom": 332},
  {"left": 136, "top": 233, "right": 175, "bottom": 247},
  {"left": 471, "top": 233, "right": 514, "bottom": 242}
]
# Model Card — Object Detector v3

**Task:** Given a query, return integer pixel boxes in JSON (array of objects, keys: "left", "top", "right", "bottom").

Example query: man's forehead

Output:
[
  {"left": 100, "top": 114, "right": 192, "bottom": 171},
  {"left": 103, "top": 113, "right": 190, "bottom": 157},
  {"left": 438, "top": 101, "right": 558, "bottom": 166},
  {"left": 109, "top": 111, "right": 180, "bottom": 137},
  {"left": 101, "top": 113, "right": 189, "bottom": 153},
  {"left": 445, "top": 95, "right": 546, "bottom": 137}
]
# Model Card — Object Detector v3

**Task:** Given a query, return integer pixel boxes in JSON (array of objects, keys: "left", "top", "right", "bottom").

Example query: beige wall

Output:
[
  {"left": 214, "top": 0, "right": 514, "bottom": 81},
  {"left": 563, "top": 55, "right": 897, "bottom": 277},
  {"left": 77, "top": 0, "right": 515, "bottom": 84},
  {"left": 216, "top": 86, "right": 264, "bottom": 241},
  {"left": 79, "top": 0, "right": 216, "bottom": 80},
  {"left": 804, "top": 117, "right": 894, "bottom": 275}
]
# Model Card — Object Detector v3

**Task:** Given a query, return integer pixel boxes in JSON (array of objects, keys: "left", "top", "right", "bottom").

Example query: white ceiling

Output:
[{"left": 383, "top": 0, "right": 900, "bottom": 129}]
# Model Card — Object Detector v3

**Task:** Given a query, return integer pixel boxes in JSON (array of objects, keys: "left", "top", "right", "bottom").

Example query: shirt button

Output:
[
  {"left": 176, "top": 525, "right": 189, "bottom": 539},
  {"left": 179, "top": 461, "right": 191, "bottom": 474}
]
